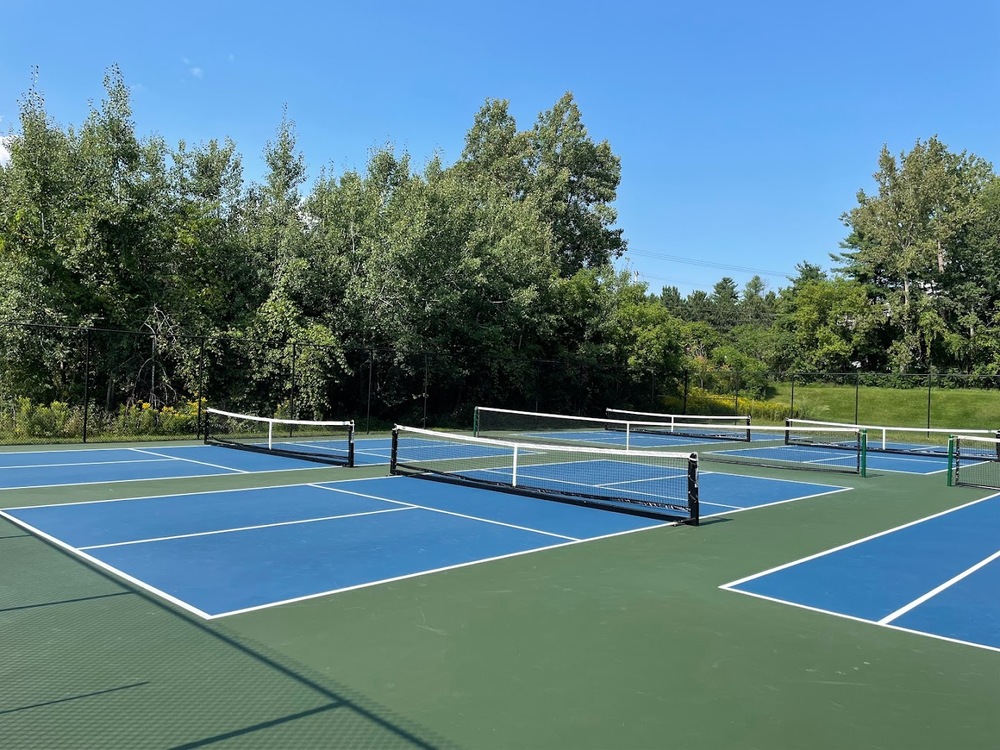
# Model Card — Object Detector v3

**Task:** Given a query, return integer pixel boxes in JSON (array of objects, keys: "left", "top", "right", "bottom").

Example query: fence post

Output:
[
  {"left": 854, "top": 371, "right": 860, "bottom": 425},
  {"left": 927, "top": 370, "right": 933, "bottom": 431},
  {"left": 422, "top": 353, "right": 429, "bottom": 429},
  {"left": 366, "top": 349, "right": 374, "bottom": 434},
  {"left": 81, "top": 328, "right": 92, "bottom": 443},
  {"left": 289, "top": 341, "right": 298, "bottom": 422},
  {"left": 196, "top": 336, "right": 206, "bottom": 439}
]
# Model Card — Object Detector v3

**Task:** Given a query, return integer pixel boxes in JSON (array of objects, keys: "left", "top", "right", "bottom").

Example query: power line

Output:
[{"left": 626, "top": 249, "right": 797, "bottom": 279}]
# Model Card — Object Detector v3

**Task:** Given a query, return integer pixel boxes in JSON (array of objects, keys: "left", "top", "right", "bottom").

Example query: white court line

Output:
[
  {"left": 0, "top": 507, "right": 213, "bottom": 620},
  {"left": 598, "top": 472, "right": 686, "bottom": 488},
  {"left": 210, "top": 520, "right": 676, "bottom": 619},
  {"left": 2, "top": 473, "right": 677, "bottom": 620},
  {"left": 720, "top": 491, "right": 1000, "bottom": 591},
  {"left": 309, "top": 484, "right": 581, "bottom": 541},
  {"left": 701, "top": 487, "right": 854, "bottom": 517},
  {"left": 129, "top": 447, "right": 249, "bottom": 474},
  {"left": 79, "top": 506, "right": 417, "bottom": 550},
  {"left": 1, "top": 472, "right": 396, "bottom": 510},
  {"left": 722, "top": 587, "right": 1000, "bottom": 655},
  {"left": 0, "top": 465, "right": 329, "bottom": 493},
  {"left": 878, "top": 548, "right": 1000, "bottom": 624},
  {"left": 0, "top": 457, "right": 175, "bottom": 470}
]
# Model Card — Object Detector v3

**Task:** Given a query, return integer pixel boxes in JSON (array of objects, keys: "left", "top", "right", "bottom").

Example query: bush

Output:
[{"left": 0, "top": 397, "right": 204, "bottom": 443}]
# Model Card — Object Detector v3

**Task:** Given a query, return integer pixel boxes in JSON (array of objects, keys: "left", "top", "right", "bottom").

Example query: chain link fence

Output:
[
  {"left": 0, "top": 323, "right": 666, "bottom": 444},
  {"left": 6, "top": 322, "right": 994, "bottom": 446}
]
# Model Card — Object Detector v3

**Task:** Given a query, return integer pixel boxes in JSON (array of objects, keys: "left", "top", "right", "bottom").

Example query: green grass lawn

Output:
[{"left": 754, "top": 383, "right": 1000, "bottom": 429}]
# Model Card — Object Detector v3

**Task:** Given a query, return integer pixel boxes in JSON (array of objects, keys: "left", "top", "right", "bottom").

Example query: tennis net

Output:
[
  {"left": 474, "top": 407, "right": 865, "bottom": 474},
  {"left": 605, "top": 408, "right": 751, "bottom": 441},
  {"left": 205, "top": 408, "right": 355, "bottom": 466},
  {"left": 391, "top": 425, "right": 700, "bottom": 524},
  {"left": 789, "top": 418, "right": 999, "bottom": 457},
  {"left": 948, "top": 434, "right": 1000, "bottom": 489},
  {"left": 474, "top": 406, "right": 751, "bottom": 449}
]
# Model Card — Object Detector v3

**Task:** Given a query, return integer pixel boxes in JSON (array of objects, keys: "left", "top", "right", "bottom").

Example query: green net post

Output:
[
  {"left": 473, "top": 407, "right": 480, "bottom": 437},
  {"left": 860, "top": 429, "right": 867, "bottom": 478},
  {"left": 946, "top": 436, "right": 955, "bottom": 487}
]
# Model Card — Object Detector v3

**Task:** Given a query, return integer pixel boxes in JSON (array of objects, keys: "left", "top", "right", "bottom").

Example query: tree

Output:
[
  {"left": 837, "top": 136, "right": 994, "bottom": 370},
  {"left": 529, "top": 93, "right": 625, "bottom": 274}
]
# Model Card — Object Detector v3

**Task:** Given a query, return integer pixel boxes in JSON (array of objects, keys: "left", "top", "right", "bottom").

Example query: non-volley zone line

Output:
[{"left": 721, "top": 492, "right": 1000, "bottom": 652}]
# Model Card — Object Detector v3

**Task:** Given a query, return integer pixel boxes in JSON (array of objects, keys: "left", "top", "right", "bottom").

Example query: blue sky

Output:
[{"left": 2, "top": 0, "right": 998, "bottom": 296}]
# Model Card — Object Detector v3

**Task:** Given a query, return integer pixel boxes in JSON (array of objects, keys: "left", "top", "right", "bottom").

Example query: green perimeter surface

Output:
[{"left": 2, "top": 439, "right": 999, "bottom": 749}]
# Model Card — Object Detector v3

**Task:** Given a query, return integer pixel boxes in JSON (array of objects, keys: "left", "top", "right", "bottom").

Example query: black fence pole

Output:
[
  {"left": 855, "top": 371, "right": 860, "bottom": 425},
  {"left": 422, "top": 353, "right": 429, "bottom": 429},
  {"left": 927, "top": 370, "right": 933, "bottom": 431},
  {"left": 196, "top": 336, "right": 206, "bottom": 439},
  {"left": 366, "top": 349, "right": 374, "bottom": 434},
  {"left": 289, "top": 341, "right": 297, "bottom": 423},
  {"left": 82, "top": 328, "right": 92, "bottom": 443}
]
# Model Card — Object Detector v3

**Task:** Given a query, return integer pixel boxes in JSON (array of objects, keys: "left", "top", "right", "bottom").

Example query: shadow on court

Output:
[{"left": 0, "top": 518, "right": 459, "bottom": 750}]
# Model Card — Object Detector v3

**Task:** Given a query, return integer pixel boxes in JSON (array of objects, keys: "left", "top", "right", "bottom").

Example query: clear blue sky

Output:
[{"left": 2, "top": 0, "right": 998, "bottom": 296}]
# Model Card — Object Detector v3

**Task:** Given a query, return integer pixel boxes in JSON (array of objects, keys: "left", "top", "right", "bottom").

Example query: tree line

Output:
[{"left": 1, "top": 67, "right": 998, "bottom": 426}]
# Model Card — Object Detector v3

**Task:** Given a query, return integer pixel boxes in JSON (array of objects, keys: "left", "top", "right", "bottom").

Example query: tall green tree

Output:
[
  {"left": 529, "top": 93, "right": 625, "bottom": 274},
  {"left": 837, "top": 136, "right": 994, "bottom": 370}
]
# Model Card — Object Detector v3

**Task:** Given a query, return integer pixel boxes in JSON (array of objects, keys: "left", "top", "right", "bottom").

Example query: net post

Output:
[
  {"left": 347, "top": 424, "right": 356, "bottom": 468},
  {"left": 473, "top": 407, "right": 480, "bottom": 437},
  {"left": 783, "top": 418, "right": 791, "bottom": 445},
  {"left": 512, "top": 446, "right": 519, "bottom": 487},
  {"left": 687, "top": 454, "right": 699, "bottom": 525},
  {"left": 390, "top": 427, "right": 399, "bottom": 474},
  {"left": 267, "top": 421, "right": 273, "bottom": 451},
  {"left": 625, "top": 423, "right": 631, "bottom": 451},
  {"left": 994, "top": 431, "right": 1000, "bottom": 459},
  {"left": 859, "top": 429, "right": 867, "bottom": 478},
  {"left": 946, "top": 436, "right": 955, "bottom": 487}
]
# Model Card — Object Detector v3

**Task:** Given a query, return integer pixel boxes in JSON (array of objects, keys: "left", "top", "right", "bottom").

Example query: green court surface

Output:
[{"left": 2, "top": 439, "right": 999, "bottom": 749}]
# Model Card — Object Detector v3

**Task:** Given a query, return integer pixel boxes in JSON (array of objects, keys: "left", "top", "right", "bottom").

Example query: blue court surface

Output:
[
  {"left": 1, "top": 469, "right": 848, "bottom": 619},
  {"left": 722, "top": 492, "right": 1000, "bottom": 652},
  {"left": 0, "top": 444, "right": 338, "bottom": 489}
]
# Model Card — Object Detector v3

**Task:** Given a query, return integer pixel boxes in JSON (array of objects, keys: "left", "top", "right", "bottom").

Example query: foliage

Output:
[{"left": 2, "top": 70, "right": 1000, "bottom": 438}]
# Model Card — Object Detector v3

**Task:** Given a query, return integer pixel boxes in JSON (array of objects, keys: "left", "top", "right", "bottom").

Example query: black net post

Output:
[
  {"left": 389, "top": 427, "right": 398, "bottom": 473},
  {"left": 687, "top": 454, "right": 700, "bottom": 526}
]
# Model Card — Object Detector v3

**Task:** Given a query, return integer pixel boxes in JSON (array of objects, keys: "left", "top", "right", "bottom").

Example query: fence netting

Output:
[{"left": 1, "top": 323, "right": 997, "bottom": 445}]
